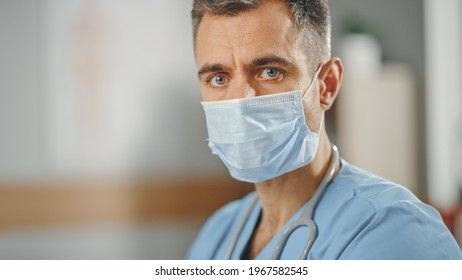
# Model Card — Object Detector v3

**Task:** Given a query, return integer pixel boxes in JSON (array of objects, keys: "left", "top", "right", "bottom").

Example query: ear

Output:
[{"left": 318, "top": 58, "right": 343, "bottom": 110}]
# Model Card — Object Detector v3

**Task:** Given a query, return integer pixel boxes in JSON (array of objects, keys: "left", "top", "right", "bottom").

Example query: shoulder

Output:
[
  {"left": 340, "top": 199, "right": 462, "bottom": 259},
  {"left": 318, "top": 160, "right": 422, "bottom": 225},
  {"left": 185, "top": 192, "right": 255, "bottom": 259},
  {"left": 335, "top": 160, "right": 419, "bottom": 207},
  {"left": 330, "top": 160, "right": 462, "bottom": 259}
]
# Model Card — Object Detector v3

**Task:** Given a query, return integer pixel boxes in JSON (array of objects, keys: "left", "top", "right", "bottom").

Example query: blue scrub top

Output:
[{"left": 186, "top": 160, "right": 462, "bottom": 259}]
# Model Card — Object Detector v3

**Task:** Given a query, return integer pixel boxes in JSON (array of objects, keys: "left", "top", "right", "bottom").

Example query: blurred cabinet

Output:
[{"left": 336, "top": 63, "right": 418, "bottom": 193}]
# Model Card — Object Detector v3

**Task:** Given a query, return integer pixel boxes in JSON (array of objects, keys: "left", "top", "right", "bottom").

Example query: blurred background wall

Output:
[{"left": 0, "top": 0, "right": 460, "bottom": 259}]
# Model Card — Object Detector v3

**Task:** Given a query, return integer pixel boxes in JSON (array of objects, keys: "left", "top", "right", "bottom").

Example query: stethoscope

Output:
[{"left": 224, "top": 145, "right": 340, "bottom": 260}]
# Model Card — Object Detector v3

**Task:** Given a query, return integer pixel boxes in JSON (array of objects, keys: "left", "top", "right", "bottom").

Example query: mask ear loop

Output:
[
  {"left": 301, "top": 64, "right": 323, "bottom": 101},
  {"left": 300, "top": 63, "right": 325, "bottom": 135}
]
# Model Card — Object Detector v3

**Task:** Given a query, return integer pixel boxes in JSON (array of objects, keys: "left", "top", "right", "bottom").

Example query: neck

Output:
[{"left": 254, "top": 131, "right": 337, "bottom": 232}]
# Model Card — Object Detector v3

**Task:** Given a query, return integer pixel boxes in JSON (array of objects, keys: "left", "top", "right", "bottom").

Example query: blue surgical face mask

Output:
[{"left": 201, "top": 69, "right": 322, "bottom": 183}]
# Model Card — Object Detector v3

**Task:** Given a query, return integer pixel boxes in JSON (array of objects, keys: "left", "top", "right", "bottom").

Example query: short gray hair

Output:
[{"left": 191, "top": 0, "right": 331, "bottom": 64}]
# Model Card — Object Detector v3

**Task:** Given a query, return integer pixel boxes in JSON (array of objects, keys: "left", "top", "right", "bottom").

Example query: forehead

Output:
[{"left": 195, "top": 1, "right": 306, "bottom": 67}]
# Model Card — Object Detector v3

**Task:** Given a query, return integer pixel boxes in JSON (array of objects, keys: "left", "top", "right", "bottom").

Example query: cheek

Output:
[
  {"left": 200, "top": 91, "right": 207, "bottom": 101},
  {"left": 302, "top": 84, "right": 322, "bottom": 131},
  {"left": 199, "top": 84, "right": 212, "bottom": 101},
  {"left": 200, "top": 89, "right": 213, "bottom": 102},
  {"left": 200, "top": 86, "right": 225, "bottom": 102}
]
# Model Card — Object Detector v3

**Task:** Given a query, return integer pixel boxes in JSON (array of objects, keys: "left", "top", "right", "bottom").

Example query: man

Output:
[{"left": 186, "top": 0, "right": 462, "bottom": 259}]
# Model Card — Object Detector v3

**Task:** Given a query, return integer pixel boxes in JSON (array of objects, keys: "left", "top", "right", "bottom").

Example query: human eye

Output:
[
  {"left": 258, "top": 67, "right": 283, "bottom": 81},
  {"left": 207, "top": 74, "right": 229, "bottom": 88}
]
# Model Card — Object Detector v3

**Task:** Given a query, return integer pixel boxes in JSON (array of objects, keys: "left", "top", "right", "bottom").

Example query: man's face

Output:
[
  {"left": 195, "top": 0, "right": 323, "bottom": 131},
  {"left": 195, "top": 0, "right": 318, "bottom": 98}
]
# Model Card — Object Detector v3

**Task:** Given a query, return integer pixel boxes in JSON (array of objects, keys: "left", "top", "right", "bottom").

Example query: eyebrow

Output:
[
  {"left": 249, "top": 56, "right": 296, "bottom": 69},
  {"left": 197, "top": 64, "right": 229, "bottom": 80},
  {"left": 197, "top": 55, "right": 297, "bottom": 79}
]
